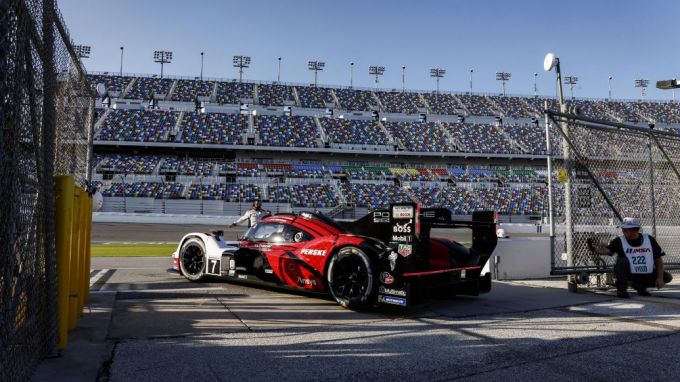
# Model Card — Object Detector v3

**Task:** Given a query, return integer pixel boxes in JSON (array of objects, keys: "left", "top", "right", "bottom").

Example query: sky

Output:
[{"left": 59, "top": 0, "right": 680, "bottom": 101}]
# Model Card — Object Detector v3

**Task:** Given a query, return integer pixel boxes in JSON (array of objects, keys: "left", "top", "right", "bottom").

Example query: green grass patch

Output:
[{"left": 91, "top": 244, "right": 177, "bottom": 257}]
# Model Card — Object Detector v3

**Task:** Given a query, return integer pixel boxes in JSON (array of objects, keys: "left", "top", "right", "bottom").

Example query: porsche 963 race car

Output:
[{"left": 172, "top": 203, "right": 498, "bottom": 310}]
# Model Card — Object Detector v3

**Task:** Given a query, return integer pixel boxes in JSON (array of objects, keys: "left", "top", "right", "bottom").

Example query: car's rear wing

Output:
[{"left": 340, "top": 203, "right": 498, "bottom": 257}]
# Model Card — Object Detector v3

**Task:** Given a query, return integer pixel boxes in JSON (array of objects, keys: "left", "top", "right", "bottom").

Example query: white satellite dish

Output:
[
  {"left": 543, "top": 53, "right": 557, "bottom": 72},
  {"left": 95, "top": 83, "right": 107, "bottom": 97}
]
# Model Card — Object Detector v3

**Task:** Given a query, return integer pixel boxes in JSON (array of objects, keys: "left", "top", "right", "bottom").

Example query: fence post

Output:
[
  {"left": 648, "top": 131, "right": 657, "bottom": 237},
  {"left": 55, "top": 176, "right": 74, "bottom": 349},
  {"left": 82, "top": 194, "right": 93, "bottom": 303},
  {"left": 68, "top": 187, "right": 82, "bottom": 331}
]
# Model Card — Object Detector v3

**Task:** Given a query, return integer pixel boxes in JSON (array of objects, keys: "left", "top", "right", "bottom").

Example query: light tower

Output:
[
  {"left": 368, "top": 66, "right": 385, "bottom": 89},
  {"left": 308, "top": 60, "right": 325, "bottom": 87},
  {"left": 495, "top": 72, "right": 511, "bottom": 96},
  {"left": 153, "top": 50, "right": 173, "bottom": 79},
  {"left": 634, "top": 78, "right": 649, "bottom": 100},
  {"left": 74, "top": 45, "right": 90, "bottom": 59},
  {"left": 233, "top": 55, "right": 251, "bottom": 83},
  {"left": 564, "top": 76, "right": 578, "bottom": 99},
  {"left": 430, "top": 68, "right": 446, "bottom": 95}
]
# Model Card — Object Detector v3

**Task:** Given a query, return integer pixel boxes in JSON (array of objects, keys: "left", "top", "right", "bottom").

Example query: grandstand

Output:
[{"left": 88, "top": 72, "right": 680, "bottom": 218}]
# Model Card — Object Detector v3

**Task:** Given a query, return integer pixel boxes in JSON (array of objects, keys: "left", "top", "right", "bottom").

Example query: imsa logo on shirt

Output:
[{"left": 621, "top": 235, "right": 654, "bottom": 274}]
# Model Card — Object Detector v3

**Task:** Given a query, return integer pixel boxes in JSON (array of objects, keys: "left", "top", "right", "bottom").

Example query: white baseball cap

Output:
[{"left": 618, "top": 217, "right": 641, "bottom": 229}]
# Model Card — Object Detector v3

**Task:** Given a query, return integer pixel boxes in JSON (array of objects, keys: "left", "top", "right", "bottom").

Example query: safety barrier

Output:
[{"left": 55, "top": 176, "right": 93, "bottom": 349}]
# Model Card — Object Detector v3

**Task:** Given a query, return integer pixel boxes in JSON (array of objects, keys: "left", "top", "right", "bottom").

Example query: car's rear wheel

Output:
[
  {"left": 179, "top": 238, "right": 206, "bottom": 281},
  {"left": 327, "top": 246, "right": 376, "bottom": 310}
]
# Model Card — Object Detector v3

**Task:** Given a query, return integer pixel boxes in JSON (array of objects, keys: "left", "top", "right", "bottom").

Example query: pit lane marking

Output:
[{"left": 90, "top": 269, "right": 110, "bottom": 287}]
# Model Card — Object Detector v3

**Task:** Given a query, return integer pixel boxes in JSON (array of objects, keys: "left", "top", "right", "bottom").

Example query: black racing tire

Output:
[
  {"left": 179, "top": 237, "right": 206, "bottom": 282},
  {"left": 327, "top": 246, "right": 377, "bottom": 311}
]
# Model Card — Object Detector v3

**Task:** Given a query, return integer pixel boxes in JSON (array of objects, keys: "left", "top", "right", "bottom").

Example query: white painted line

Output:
[{"left": 90, "top": 268, "right": 110, "bottom": 287}]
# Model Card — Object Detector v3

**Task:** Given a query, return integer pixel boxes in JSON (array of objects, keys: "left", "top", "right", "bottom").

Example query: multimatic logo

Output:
[
  {"left": 379, "top": 286, "right": 407, "bottom": 297},
  {"left": 297, "top": 277, "right": 317, "bottom": 286}
]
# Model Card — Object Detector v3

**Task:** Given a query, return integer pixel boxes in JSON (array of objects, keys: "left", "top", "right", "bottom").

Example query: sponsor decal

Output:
[
  {"left": 378, "top": 295, "right": 407, "bottom": 306},
  {"left": 397, "top": 244, "right": 413, "bottom": 256},
  {"left": 297, "top": 277, "right": 317, "bottom": 286},
  {"left": 392, "top": 205, "right": 414, "bottom": 219},
  {"left": 380, "top": 272, "right": 395, "bottom": 285},
  {"left": 379, "top": 286, "right": 407, "bottom": 297},
  {"left": 626, "top": 247, "right": 651, "bottom": 254},
  {"left": 300, "top": 248, "right": 327, "bottom": 256},
  {"left": 392, "top": 220, "right": 412, "bottom": 233},
  {"left": 391, "top": 234, "right": 412, "bottom": 243},
  {"left": 421, "top": 210, "right": 436, "bottom": 219},
  {"left": 294, "top": 232, "right": 304, "bottom": 242},
  {"left": 373, "top": 211, "right": 390, "bottom": 223}
]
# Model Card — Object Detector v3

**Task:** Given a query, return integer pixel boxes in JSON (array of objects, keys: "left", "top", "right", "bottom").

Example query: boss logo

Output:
[{"left": 393, "top": 220, "right": 412, "bottom": 233}]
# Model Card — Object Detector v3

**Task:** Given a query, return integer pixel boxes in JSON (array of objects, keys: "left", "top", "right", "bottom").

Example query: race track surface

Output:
[{"left": 79, "top": 257, "right": 680, "bottom": 382}]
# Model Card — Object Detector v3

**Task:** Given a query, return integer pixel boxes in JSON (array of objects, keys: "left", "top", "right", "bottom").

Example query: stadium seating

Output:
[
  {"left": 268, "top": 184, "right": 339, "bottom": 207},
  {"left": 125, "top": 77, "right": 173, "bottom": 100},
  {"left": 489, "top": 96, "right": 538, "bottom": 118},
  {"left": 632, "top": 101, "right": 680, "bottom": 124},
  {"left": 422, "top": 93, "right": 461, "bottom": 115},
  {"left": 289, "top": 164, "right": 327, "bottom": 178},
  {"left": 457, "top": 94, "right": 498, "bottom": 116},
  {"left": 383, "top": 121, "right": 453, "bottom": 152},
  {"left": 97, "top": 109, "right": 178, "bottom": 142},
  {"left": 375, "top": 91, "right": 421, "bottom": 114},
  {"left": 321, "top": 118, "right": 390, "bottom": 146},
  {"left": 87, "top": 74, "right": 133, "bottom": 93},
  {"left": 96, "top": 154, "right": 159, "bottom": 174},
  {"left": 296, "top": 86, "right": 335, "bottom": 108},
  {"left": 171, "top": 80, "right": 215, "bottom": 102},
  {"left": 335, "top": 88, "right": 377, "bottom": 111},
  {"left": 179, "top": 112, "right": 247, "bottom": 144},
  {"left": 255, "top": 115, "right": 320, "bottom": 147},
  {"left": 216, "top": 81, "right": 254, "bottom": 104},
  {"left": 257, "top": 84, "right": 295, "bottom": 106},
  {"left": 160, "top": 157, "right": 214, "bottom": 176},
  {"left": 444, "top": 122, "right": 514, "bottom": 154},
  {"left": 345, "top": 183, "right": 413, "bottom": 209},
  {"left": 502, "top": 123, "right": 546, "bottom": 155}
]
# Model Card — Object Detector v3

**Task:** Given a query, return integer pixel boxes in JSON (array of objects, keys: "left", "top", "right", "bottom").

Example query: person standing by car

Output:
[
  {"left": 230, "top": 200, "right": 271, "bottom": 229},
  {"left": 589, "top": 217, "right": 672, "bottom": 298}
]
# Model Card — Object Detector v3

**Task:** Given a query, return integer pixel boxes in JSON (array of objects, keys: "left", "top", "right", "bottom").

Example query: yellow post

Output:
[
  {"left": 82, "top": 193, "right": 93, "bottom": 303},
  {"left": 78, "top": 188, "right": 88, "bottom": 315},
  {"left": 55, "top": 176, "right": 74, "bottom": 350},
  {"left": 68, "top": 187, "right": 82, "bottom": 331}
]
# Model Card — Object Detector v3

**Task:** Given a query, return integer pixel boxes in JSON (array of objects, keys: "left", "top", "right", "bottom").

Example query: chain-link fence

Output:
[
  {"left": 0, "top": 0, "right": 92, "bottom": 380},
  {"left": 545, "top": 109, "right": 680, "bottom": 277}
]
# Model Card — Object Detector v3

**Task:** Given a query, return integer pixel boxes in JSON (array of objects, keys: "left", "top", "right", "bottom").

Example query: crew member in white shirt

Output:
[{"left": 589, "top": 217, "right": 672, "bottom": 298}]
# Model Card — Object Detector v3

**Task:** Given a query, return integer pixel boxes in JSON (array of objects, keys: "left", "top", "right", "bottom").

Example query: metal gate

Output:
[{"left": 545, "top": 108, "right": 680, "bottom": 276}]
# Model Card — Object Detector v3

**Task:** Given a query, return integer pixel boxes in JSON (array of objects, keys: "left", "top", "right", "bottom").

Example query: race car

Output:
[{"left": 171, "top": 203, "right": 498, "bottom": 310}]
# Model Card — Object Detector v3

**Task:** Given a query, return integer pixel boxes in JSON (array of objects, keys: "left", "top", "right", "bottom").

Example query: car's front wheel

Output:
[
  {"left": 327, "top": 246, "right": 376, "bottom": 310},
  {"left": 179, "top": 237, "right": 206, "bottom": 281}
]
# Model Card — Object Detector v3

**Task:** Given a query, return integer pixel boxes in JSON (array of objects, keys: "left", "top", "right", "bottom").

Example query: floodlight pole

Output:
[
  {"left": 154, "top": 50, "right": 173, "bottom": 79},
  {"left": 469, "top": 69, "right": 473, "bottom": 94},
  {"left": 534, "top": 72, "right": 538, "bottom": 97},
  {"left": 545, "top": 54, "right": 574, "bottom": 269},
  {"left": 119, "top": 46, "right": 124, "bottom": 76},
  {"left": 277, "top": 57, "right": 281, "bottom": 82},
  {"left": 608, "top": 75, "right": 612, "bottom": 100},
  {"left": 350, "top": 62, "right": 354, "bottom": 87},
  {"left": 401, "top": 66, "right": 406, "bottom": 93},
  {"left": 200, "top": 52, "right": 204, "bottom": 81}
]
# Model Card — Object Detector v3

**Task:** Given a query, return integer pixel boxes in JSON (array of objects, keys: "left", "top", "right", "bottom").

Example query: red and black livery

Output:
[{"left": 172, "top": 203, "right": 498, "bottom": 310}]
